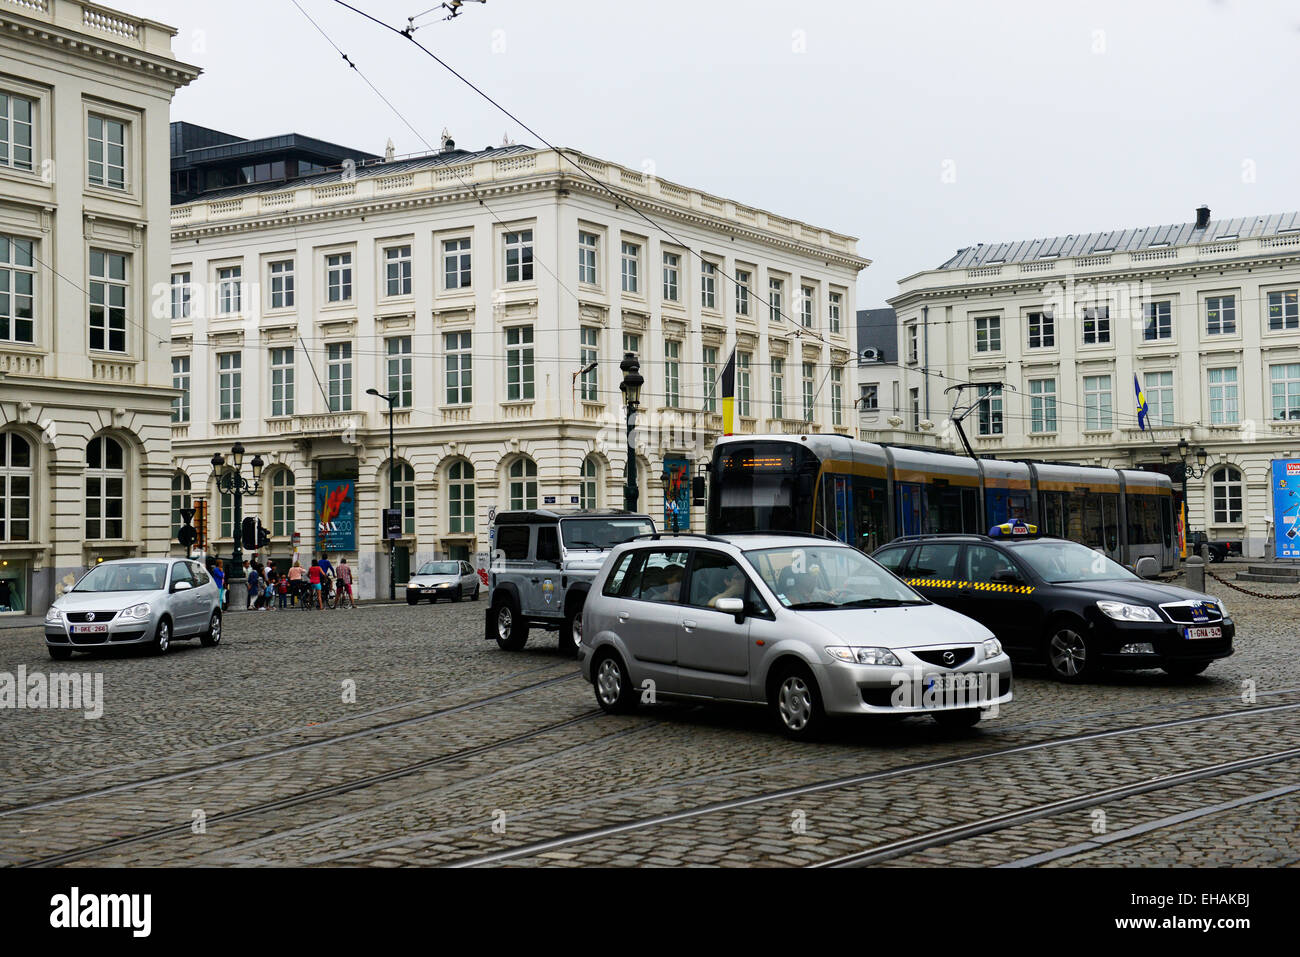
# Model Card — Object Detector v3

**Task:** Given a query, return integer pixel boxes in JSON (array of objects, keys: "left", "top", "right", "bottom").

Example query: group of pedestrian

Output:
[{"left": 186, "top": 544, "right": 358, "bottom": 611}]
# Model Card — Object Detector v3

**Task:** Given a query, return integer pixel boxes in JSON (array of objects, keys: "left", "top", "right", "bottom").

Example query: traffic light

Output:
[
  {"left": 241, "top": 516, "right": 257, "bottom": 550},
  {"left": 256, "top": 520, "right": 271, "bottom": 550}
]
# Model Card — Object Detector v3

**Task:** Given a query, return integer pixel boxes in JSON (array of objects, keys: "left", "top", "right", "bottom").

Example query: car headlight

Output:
[
  {"left": 1096, "top": 600, "right": 1161, "bottom": 622},
  {"left": 121, "top": 602, "right": 152, "bottom": 620},
  {"left": 982, "top": 637, "right": 1003, "bottom": 659},
  {"left": 44, "top": 606, "right": 62, "bottom": 624},
  {"left": 826, "top": 646, "right": 902, "bottom": 667},
  {"left": 1215, "top": 599, "right": 1227, "bottom": 617}
]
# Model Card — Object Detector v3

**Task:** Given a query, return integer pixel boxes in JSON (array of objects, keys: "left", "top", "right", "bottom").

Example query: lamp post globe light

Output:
[
  {"left": 211, "top": 442, "right": 264, "bottom": 612},
  {"left": 367, "top": 387, "right": 397, "bottom": 601},
  {"left": 619, "top": 352, "right": 644, "bottom": 513}
]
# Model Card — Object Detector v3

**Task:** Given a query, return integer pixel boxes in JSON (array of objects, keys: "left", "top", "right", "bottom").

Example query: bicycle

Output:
[
  {"left": 333, "top": 581, "right": 355, "bottom": 609},
  {"left": 298, "top": 581, "right": 321, "bottom": 611}
]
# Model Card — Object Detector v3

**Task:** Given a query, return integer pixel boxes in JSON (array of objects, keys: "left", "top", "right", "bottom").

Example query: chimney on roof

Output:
[{"left": 1196, "top": 205, "right": 1211, "bottom": 229}]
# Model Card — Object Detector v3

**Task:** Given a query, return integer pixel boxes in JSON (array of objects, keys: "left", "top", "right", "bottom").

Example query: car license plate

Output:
[
  {"left": 71, "top": 624, "right": 108, "bottom": 634},
  {"left": 1184, "top": 626, "right": 1222, "bottom": 639},
  {"left": 925, "top": 673, "right": 984, "bottom": 692},
  {"left": 422, "top": 588, "right": 436, "bottom": 594}
]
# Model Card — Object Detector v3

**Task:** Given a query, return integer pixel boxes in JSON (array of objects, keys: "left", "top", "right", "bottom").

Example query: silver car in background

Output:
[
  {"left": 44, "top": 558, "right": 222, "bottom": 659},
  {"left": 579, "top": 534, "right": 1013, "bottom": 737},
  {"left": 406, "top": 560, "right": 481, "bottom": 604}
]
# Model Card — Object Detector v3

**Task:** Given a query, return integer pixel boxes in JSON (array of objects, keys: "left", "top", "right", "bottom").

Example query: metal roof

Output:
[{"left": 938, "top": 211, "right": 1300, "bottom": 269}]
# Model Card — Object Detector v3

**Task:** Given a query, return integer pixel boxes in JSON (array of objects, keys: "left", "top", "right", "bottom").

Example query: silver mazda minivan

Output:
[{"left": 579, "top": 534, "right": 1013, "bottom": 737}]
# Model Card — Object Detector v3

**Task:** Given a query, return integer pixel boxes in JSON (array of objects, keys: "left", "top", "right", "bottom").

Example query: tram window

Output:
[
  {"left": 907, "top": 543, "right": 960, "bottom": 579},
  {"left": 962, "top": 488, "right": 982, "bottom": 533},
  {"left": 1041, "top": 492, "right": 1066, "bottom": 538},
  {"left": 1102, "top": 494, "right": 1119, "bottom": 552},
  {"left": 1009, "top": 494, "right": 1030, "bottom": 521},
  {"left": 1160, "top": 498, "right": 1173, "bottom": 547},
  {"left": 897, "top": 483, "right": 924, "bottom": 536},
  {"left": 852, "top": 477, "right": 887, "bottom": 553},
  {"left": 1127, "top": 496, "right": 1160, "bottom": 545},
  {"left": 1066, "top": 491, "right": 1086, "bottom": 542},
  {"left": 1084, "top": 492, "right": 1103, "bottom": 549}
]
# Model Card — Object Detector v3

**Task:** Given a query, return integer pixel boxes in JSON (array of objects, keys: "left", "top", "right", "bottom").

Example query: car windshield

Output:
[
  {"left": 73, "top": 562, "right": 169, "bottom": 593},
  {"left": 1012, "top": 540, "right": 1137, "bottom": 583},
  {"left": 560, "top": 518, "right": 655, "bottom": 550},
  {"left": 745, "top": 545, "right": 926, "bottom": 609},
  {"left": 417, "top": 562, "right": 460, "bottom": 575}
]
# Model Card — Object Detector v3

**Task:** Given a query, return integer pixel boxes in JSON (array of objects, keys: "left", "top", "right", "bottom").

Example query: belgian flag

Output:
[{"left": 720, "top": 348, "right": 736, "bottom": 435}]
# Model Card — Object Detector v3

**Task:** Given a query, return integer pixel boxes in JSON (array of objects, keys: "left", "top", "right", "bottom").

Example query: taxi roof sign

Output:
[{"left": 989, "top": 519, "right": 1038, "bottom": 538}]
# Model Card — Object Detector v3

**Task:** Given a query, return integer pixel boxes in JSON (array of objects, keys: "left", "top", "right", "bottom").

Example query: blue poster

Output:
[
  {"left": 663, "top": 456, "right": 690, "bottom": 532},
  {"left": 315, "top": 479, "right": 357, "bottom": 552},
  {"left": 1271, "top": 460, "right": 1300, "bottom": 559}
]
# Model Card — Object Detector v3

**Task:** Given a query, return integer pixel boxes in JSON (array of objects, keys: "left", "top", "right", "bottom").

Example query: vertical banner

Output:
[
  {"left": 314, "top": 479, "right": 357, "bottom": 552},
  {"left": 663, "top": 456, "right": 691, "bottom": 532},
  {"left": 1271, "top": 459, "right": 1300, "bottom": 559}
]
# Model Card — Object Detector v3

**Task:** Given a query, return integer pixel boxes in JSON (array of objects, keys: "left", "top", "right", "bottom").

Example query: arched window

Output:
[
  {"left": 270, "top": 468, "right": 295, "bottom": 537},
  {"left": 1211, "top": 466, "right": 1243, "bottom": 524},
  {"left": 171, "top": 471, "right": 191, "bottom": 541},
  {"left": 447, "top": 460, "right": 475, "bottom": 533},
  {"left": 387, "top": 462, "right": 415, "bottom": 533},
  {"left": 508, "top": 457, "right": 537, "bottom": 510},
  {"left": 86, "top": 435, "right": 124, "bottom": 540},
  {"left": 579, "top": 456, "right": 599, "bottom": 510},
  {"left": 0, "top": 433, "right": 32, "bottom": 542}
]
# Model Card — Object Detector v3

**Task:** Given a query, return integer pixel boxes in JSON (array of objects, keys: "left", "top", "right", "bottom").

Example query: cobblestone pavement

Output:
[{"left": 1, "top": 579, "right": 1297, "bottom": 868}]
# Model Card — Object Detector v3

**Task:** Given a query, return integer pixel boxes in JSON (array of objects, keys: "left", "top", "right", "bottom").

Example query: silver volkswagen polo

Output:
[
  {"left": 44, "top": 558, "right": 222, "bottom": 659},
  {"left": 579, "top": 534, "right": 1013, "bottom": 737},
  {"left": 405, "top": 560, "right": 482, "bottom": 604}
]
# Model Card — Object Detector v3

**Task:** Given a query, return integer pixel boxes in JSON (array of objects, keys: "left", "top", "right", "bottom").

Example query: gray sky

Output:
[{"left": 126, "top": 0, "right": 1300, "bottom": 307}]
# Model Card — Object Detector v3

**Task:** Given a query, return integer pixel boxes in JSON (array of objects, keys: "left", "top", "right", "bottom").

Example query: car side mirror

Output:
[
  {"left": 715, "top": 597, "right": 745, "bottom": 622},
  {"left": 1135, "top": 557, "right": 1159, "bottom": 580},
  {"left": 991, "top": 569, "right": 1022, "bottom": 585},
  {"left": 172, "top": 580, "right": 193, "bottom": 592}
]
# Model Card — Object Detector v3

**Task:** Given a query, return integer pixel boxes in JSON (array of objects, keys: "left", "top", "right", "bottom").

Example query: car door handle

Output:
[
  {"left": 683, "top": 619, "right": 697, "bottom": 633},
  {"left": 530, "top": 578, "right": 540, "bottom": 584},
  {"left": 617, "top": 612, "right": 630, "bottom": 622}
]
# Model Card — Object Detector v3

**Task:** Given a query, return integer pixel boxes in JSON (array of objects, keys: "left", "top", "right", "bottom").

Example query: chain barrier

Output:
[{"left": 1205, "top": 566, "right": 1300, "bottom": 600}]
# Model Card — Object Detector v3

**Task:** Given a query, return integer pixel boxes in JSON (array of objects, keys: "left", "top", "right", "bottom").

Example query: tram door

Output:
[
  {"left": 896, "top": 483, "right": 924, "bottom": 536},
  {"left": 820, "top": 473, "right": 852, "bottom": 544},
  {"left": 852, "top": 476, "right": 888, "bottom": 553}
]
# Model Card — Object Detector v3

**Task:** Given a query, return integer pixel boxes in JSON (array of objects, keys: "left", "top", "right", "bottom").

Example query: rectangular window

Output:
[
  {"left": 1027, "top": 310, "right": 1054, "bottom": 349},
  {"left": 326, "top": 252, "right": 352, "bottom": 302},
  {"left": 664, "top": 340, "right": 681, "bottom": 407},
  {"left": 579, "top": 326, "right": 598, "bottom": 402},
  {"left": 171, "top": 355, "right": 190, "bottom": 423},
  {"left": 268, "top": 260, "right": 293, "bottom": 309},
  {"left": 769, "top": 277, "right": 784, "bottom": 323},
  {"left": 385, "top": 245, "right": 412, "bottom": 297},
  {"left": 1084, "top": 374, "right": 1113, "bottom": 429},
  {"left": 387, "top": 336, "right": 412, "bottom": 408},
  {"left": 0, "top": 235, "right": 35, "bottom": 343},
  {"left": 170, "top": 271, "right": 191, "bottom": 320},
  {"left": 702, "top": 346, "right": 718, "bottom": 413},
  {"left": 445, "top": 331, "right": 472, "bottom": 405},
  {"left": 828, "top": 291, "right": 842, "bottom": 334},
  {"left": 1144, "top": 371, "right": 1174, "bottom": 426},
  {"left": 800, "top": 285, "right": 815, "bottom": 328},
  {"left": 218, "top": 352, "right": 241, "bottom": 421},
  {"left": 1143, "top": 301, "right": 1172, "bottom": 341},
  {"left": 327, "top": 342, "right": 352, "bottom": 412},
  {"left": 506, "top": 326, "right": 534, "bottom": 401},
  {"left": 738, "top": 352, "right": 752, "bottom": 418},
  {"left": 1029, "top": 378, "right": 1056, "bottom": 433},
  {"left": 620, "top": 241, "right": 640, "bottom": 294},
  {"left": 977, "top": 384, "right": 1003, "bottom": 436},
  {"left": 88, "top": 249, "right": 127, "bottom": 352},
  {"left": 270, "top": 347, "right": 294, "bottom": 417},
  {"left": 87, "top": 114, "right": 126, "bottom": 189},
  {"left": 771, "top": 358, "right": 785, "bottom": 420},
  {"left": 504, "top": 229, "right": 534, "bottom": 283},
  {"left": 975, "top": 315, "right": 1001, "bottom": 352},
  {"left": 701, "top": 261, "right": 717, "bottom": 310},
  {"left": 907, "top": 324, "right": 919, "bottom": 363},
  {"left": 1082, "top": 305, "right": 1111, "bottom": 345},
  {"left": 735, "top": 270, "right": 750, "bottom": 316},
  {"left": 1270, "top": 363, "right": 1300, "bottom": 421},
  {"left": 217, "top": 265, "right": 241, "bottom": 315},
  {"left": 831, "top": 367, "right": 843, "bottom": 426},
  {"left": 802, "top": 362, "right": 815, "bottom": 421},
  {"left": 578, "top": 231, "right": 598, "bottom": 285},
  {"left": 1208, "top": 367, "right": 1239, "bottom": 425},
  {"left": 662, "top": 252, "right": 680, "bottom": 302},
  {"left": 1205, "top": 295, "right": 1235, "bottom": 335},
  {"left": 1267, "top": 290, "right": 1298, "bottom": 331},
  {"left": 444, "top": 237, "right": 471, "bottom": 289},
  {"left": 0, "top": 93, "right": 35, "bottom": 171},
  {"left": 860, "top": 384, "right": 878, "bottom": 410},
  {"left": 910, "top": 388, "right": 920, "bottom": 430},
  {"left": 623, "top": 332, "right": 640, "bottom": 358}
]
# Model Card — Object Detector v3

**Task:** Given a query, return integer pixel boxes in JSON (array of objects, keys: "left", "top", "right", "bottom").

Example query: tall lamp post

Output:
[
  {"left": 660, "top": 469, "right": 679, "bottom": 535},
  {"left": 211, "top": 442, "right": 263, "bottom": 612},
  {"left": 367, "top": 387, "right": 397, "bottom": 601},
  {"left": 619, "top": 353, "right": 643, "bottom": 513},
  {"left": 1161, "top": 440, "right": 1209, "bottom": 548}
]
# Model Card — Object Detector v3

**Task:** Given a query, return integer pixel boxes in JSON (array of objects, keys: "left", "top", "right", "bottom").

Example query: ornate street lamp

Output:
[
  {"left": 367, "top": 387, "right": 397, "bottom": 601},
  {"left": 212, "top": 444, "right": 263, "bottom": 612},
  {"left": 1166, "top": 439, "right": 1210, "bottom": 545},
  {"left": 619, "top": 352, "right": 643, "bottom": 513}
]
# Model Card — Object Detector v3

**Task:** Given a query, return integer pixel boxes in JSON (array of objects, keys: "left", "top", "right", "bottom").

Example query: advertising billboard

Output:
[
  {"left": 1270, "top": 459, "right": 1300, "bottom": 559},
  {"left": 315, "top": 479, "right": 357, "bottom": 552},
  {"left": 663, "top": 456, "right": 691, "bottom": 532}
]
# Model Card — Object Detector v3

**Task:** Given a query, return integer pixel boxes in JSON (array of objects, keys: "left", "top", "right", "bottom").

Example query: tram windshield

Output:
[{"left": 709, "top": 442, "right": 818, "bottom": 535}]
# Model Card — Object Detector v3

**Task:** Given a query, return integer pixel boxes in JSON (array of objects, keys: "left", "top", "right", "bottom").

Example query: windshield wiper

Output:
[
  {"left": 785, "top": 600, "right": 838, "bottom": 610},
  {"left": 834, "top": 597, "right": 926, "bottom": 608}
]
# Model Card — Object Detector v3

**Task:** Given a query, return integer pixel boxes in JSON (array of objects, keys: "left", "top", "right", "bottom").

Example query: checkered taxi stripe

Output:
[{"left": 904, "top": 578, "right": 1035, "bottom": 595}]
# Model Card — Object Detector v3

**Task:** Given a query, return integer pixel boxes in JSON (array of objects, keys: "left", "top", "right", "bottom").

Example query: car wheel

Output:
[
  {"left": 406, "top": 593, "right": 419, "bottom": 606},
  {"left": 592, "top": 651, "right": 636, "bottom": 714},
  {"left": 768, "top": 663, "right": 827, "bottom": 738},
  {"left": 48, "top": 645, "right": 73, "bottom": 661},
  {"left": 200, "top": 611, "right": 222, "bottom": 647},
  {"left": 493, "top": 599, "right": 527, "bottom": 651},
  {"left": 472, "top": 584, "right": 480, "bottom": 601},
  {"left": 558, "top": 602, "right": 583, "bottom": 656},
  {"left": 151, "top": 617, "right": 172, "bottom": 655},
  {"left": 1163, "top": 660, "right": 1210, "bottom": 678},
  {"left": 453, "top": 585, "right": 463, "bottom": 603},
  {"left": 932, "top": 708, "right": 982, "bottom": 729},
  {"left": 1045, "top": 620, "right": 1095, "bottom": 683}
]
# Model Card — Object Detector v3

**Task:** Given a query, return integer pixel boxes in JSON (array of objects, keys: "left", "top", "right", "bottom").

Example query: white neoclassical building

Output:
[
  {"left": 0, "top": 0, "right": 198, "bottom": 615},
  {"left": 169, "top": 141, "right": 868, "bottom": 597},
  {"left": 891, "top": 207, "right": 1300, "bottom": 557}
]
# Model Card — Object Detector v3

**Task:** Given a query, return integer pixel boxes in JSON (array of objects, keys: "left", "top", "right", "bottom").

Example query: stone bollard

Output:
[{"left": 1186, "top": 555, "right": 1205, "bottom": 593}]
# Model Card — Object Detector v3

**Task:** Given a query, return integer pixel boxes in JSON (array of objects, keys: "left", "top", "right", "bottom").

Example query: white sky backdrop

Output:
[{"left": 122, "top": 0, "right": 1300, "bottom": 308}]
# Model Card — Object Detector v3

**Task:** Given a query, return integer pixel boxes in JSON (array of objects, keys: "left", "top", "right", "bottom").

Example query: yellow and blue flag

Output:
[
  {"left": 1134, "top": 373, "right": 1149, "bottom": 430},
  {"left": 720, "top": 348, "right": 736, "bottom": 435}
]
